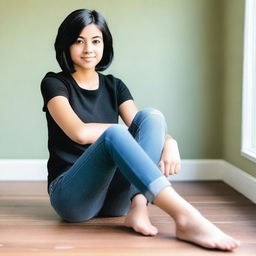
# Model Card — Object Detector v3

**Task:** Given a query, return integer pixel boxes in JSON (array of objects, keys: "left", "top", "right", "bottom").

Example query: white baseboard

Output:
[
  {"left": 0, "top": 159, "right": 255, "bottom": 203},
  {"left": 170, "top": 159, "right": 223, "bottom": 181},
  {"left": 0, "top": 159, "right": 47, "bottom": 181},
  {"left": 220, "top": 160, "right": 256, "bottom": 204}
]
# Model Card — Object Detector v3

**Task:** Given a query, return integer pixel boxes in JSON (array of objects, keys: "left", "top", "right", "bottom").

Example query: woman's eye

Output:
[
  {"left": 75, "top": 39, "right": 84, "bottom": 44},
  {"left": 93, "top": 40, "right": 101, "bottom": 44}
]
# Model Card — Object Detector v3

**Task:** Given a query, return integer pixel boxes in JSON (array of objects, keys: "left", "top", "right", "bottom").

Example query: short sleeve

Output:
[
  {"left": 117, "top": 79, "right": 134, "bottom": 106},
  {"left": 41, "top": 76, "right": 69, "bottom": 112}
]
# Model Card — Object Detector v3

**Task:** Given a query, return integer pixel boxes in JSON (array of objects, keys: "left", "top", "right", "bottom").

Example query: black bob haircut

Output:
[{"left": 54, "top": 9, "right": 113, "bottom": 73}]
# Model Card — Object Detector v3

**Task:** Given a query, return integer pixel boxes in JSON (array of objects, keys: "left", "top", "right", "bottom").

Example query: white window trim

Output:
[{"left": 241, "top": 0, "right": 256, "bottom": 163}]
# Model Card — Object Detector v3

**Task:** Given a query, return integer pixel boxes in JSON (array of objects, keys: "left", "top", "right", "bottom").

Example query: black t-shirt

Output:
[{"left": 41, "top": 71, "right": 133, "bottom": 187}]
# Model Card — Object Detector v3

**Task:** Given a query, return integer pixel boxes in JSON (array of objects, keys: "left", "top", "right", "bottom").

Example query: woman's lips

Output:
[{"left": 81, "top": 56, "right": 95, "bottom": 62}]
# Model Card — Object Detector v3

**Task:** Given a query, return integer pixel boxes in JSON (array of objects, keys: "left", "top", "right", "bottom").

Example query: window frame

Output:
[{"left": 241, "top": 0, "right": 256, "bottom": 163}]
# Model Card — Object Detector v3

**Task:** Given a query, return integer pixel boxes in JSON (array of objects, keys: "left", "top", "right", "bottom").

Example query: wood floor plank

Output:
[{"left": 0, "top": 181, "right": 255, "bottom": 255}]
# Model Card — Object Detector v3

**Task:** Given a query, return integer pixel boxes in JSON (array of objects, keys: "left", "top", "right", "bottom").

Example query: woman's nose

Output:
[{"left": 83, "top": 43, "right": 93, "bottom": 54}]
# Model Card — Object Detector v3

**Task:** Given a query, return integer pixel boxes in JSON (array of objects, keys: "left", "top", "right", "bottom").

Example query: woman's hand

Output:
[{"left": 158, "top": 135, "right": 181, "bottom": 177}]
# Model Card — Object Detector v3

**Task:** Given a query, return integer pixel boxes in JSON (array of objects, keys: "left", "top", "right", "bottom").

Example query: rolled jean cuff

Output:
[
  {"left": 129, "top": 185, "right": 141, "bottom": 200},
  {"left": 145, "top": 176, "right": 171, "bottom": 203}
]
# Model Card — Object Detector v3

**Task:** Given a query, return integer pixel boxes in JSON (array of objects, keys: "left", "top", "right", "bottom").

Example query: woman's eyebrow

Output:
[{"left": 78, "top": 35, "right": 102, "bottom": 39}]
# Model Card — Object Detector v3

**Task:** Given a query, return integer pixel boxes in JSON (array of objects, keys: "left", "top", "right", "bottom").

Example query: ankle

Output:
[
  {"left": 174, "top": 208, "right": 202, "bottom": 230},
  {"left": 131, "top": 194, "right": 147, "bottom": 208},
  {"left": 175, "top": 214, "right": 190, "bottom": 231}
]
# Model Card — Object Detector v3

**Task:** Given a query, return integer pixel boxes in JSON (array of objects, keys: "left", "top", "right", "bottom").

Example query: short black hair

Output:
[{"left": 54, "top": 9, "right": 113, "bottom": 73}]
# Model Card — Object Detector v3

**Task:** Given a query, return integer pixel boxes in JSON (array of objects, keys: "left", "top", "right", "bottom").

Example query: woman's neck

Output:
[{"left": 71, "top": 69, "right": 99, "bottom": 90}]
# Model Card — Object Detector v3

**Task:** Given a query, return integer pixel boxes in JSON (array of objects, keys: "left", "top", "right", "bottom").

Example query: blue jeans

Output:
[{"left": 49, "top": 108, "right": 171, "bottom": 222}]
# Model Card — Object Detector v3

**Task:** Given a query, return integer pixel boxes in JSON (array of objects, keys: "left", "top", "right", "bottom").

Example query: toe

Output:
[
  {"left": 135, "top": 225, "right": 150, "bottom": 236},
  {"left": 225, "top": 243, "right": 232, "bottom": 251},
  {"left": 230, "top": 239, "right": 240, "bottom": 250},
  {"left": 223, "top": 237, "right": 239, "bottom": 251},
  {"left": 217, "top": 241, "right": 229, "bottom": 251},
  {"left": 203, "top": 240, "right": 216, "bottom": 249},
  {"left": 151, "top": 226, "right": 158, "bottom": 236}
]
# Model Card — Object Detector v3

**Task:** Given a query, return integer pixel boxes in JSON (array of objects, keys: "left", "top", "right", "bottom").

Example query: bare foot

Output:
[
  {"left": 124, "top": 204, "right": 158, "bottom": 236},
  {"left": 176, "top": 210, "right": 240, "bottom": 251},
  {"left": 124, "top": 194, "right": 158, "bottom": 236}
]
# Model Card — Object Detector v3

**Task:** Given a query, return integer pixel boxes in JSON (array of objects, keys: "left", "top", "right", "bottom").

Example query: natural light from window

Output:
[{"left": 241, "top": 0, "right": 256, "bottom": 162}]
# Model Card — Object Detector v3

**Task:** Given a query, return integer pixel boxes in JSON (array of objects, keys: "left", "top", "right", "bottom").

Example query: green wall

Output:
[{"left": 0, "top": 0, "right": 254, "bottom": 176}]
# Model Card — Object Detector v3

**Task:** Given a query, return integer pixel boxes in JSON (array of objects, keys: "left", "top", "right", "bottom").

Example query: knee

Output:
[
  {"left": 51, "top": 197, "right": 95, "bottom": 223},
  {"left": 135, "top": 108, "right": 166, "bottom": 127},
  {"left": 104, "top": 124, "right": 130, "bottom": 142},
  {"left": 60, "top": 209, "right": 95, "bottom": 223},
  {"left": 137, "top": 108, "right": 165, "bottom": 120},
  {"left": 52, "top": 205, "right": 94, "bottom": 223}
]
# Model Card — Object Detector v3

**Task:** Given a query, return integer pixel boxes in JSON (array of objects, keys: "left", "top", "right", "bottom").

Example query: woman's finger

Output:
[
  {"left": 158, "top": 160, "right": 165, "bottom": 174},
  {"left": 164, "top": 162, "right": 171, "bottom": 177},
  {"left": 169, "top": 162, "right": 176, "bottom": 175},
  {"left": 175, "top": 163, "right": 181, "bottom": 174}
]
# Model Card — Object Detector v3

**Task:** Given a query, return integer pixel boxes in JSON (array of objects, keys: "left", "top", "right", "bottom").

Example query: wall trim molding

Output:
[
  {"left": 0, "top": 159, "right": 47, "bottom": 181},
  {"left": 0, "top": 159, "right": 255, "bottom": 203},
  {"left": 220, "top": 160, "right": 256, "bottom": 204}
]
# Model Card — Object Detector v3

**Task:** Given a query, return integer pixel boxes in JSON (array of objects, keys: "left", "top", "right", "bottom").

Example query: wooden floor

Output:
[{"left": 0, "top": 181, "right": 255, "bottom": 256}]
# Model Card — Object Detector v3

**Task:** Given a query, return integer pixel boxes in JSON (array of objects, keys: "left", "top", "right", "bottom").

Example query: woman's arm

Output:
[
  {"left": 47, "top": 96, "right": 113, "bottom": 145},
  {"left": 119, "top": 100, "right": 138, "bottom": 127},
  {"left": 159, "top": 135, "right": 181, "bottom": 176}
]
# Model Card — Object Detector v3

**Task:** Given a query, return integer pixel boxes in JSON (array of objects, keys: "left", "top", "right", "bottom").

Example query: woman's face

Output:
[{"left": 70, "top": 24, "right": 104, "bottom": 72}]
